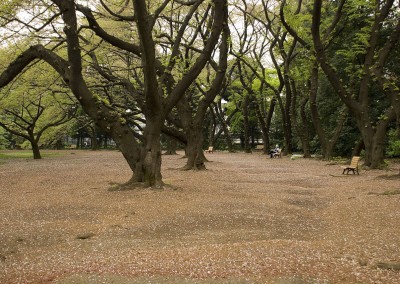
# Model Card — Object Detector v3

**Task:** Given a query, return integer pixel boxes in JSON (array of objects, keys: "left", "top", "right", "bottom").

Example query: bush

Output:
[{"left": 387, "top": 129, "right": 400, "bottom": 158}]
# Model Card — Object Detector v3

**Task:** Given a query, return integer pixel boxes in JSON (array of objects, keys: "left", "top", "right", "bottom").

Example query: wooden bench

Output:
[
  {"left": 342, "top": 156, "right": 360, "bottom": 175},
  {"left": 205, "top": 146, "right": 214, "bottom": 153},
  {"left": 65, "top": 144, "right": 77, "bottom": 149}
]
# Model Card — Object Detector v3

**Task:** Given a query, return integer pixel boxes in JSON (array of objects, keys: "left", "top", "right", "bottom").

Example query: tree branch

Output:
[{"left": 0, "top": 45, "right": 70, "bottom": 89}]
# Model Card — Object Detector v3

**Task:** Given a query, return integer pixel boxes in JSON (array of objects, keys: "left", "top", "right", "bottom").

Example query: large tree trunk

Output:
[
  {"left": 358, "top": 113, "right": 392, "bottom": 168},
  {"left": 32, "top": 143, "right": 41, "bottom": 159},
  {"left": 106, "top": 123, "right": 141, "bottom": 175},
  {"left": 176, "top": 96, "right": 206, "bottom": 170},
  {"left": 177, "top": 97, "right": 208, "bottom": 170},
  {"left": 132, "top": 0, "right": 165, "bottom": 187},
  {"left": 183, "top": 126, "right": 206, "bottom": 170},
  {"left": 133, "top": 116, "right": 163, "bottom": 188},
  {"left": 29, "top": 136, "right": 41, "bottom": 159},
  {"left": 27, "top": 130, "right": 41, "bottom": 159}
]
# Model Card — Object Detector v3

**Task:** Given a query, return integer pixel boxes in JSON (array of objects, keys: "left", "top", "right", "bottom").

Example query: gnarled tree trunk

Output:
[{"left": 183, "top": 126, "right": 206, "bottom": 170}]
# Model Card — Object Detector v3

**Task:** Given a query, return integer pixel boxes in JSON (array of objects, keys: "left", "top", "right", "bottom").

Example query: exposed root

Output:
[
  {"left": 162, "top": 151, "right": 178, "bottom": 155},
  {"left": 108, "top": 179, "right": 167, "bottom": 191},
  {"left": 108, "top": 181, "right": 147, "bottom": 191},
  {"left": 180, "top": 164, "right": 193, "bottom": 171},
  {"left": 180, "top": 163, "right": 206, "bottom": 171}
]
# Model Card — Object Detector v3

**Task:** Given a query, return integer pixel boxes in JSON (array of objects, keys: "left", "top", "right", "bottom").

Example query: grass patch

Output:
[
  {"left": 382, "top": 189, "right": 400, "bottom": 196},
  {"left": 0, "top": 152, "right": 36, "bottom": 159},
  {"left": 0, "top": 151, "right": 62, "bottom": 160},
  {"left": 368, "top": 189, "right": 400, "bottom": 196}
]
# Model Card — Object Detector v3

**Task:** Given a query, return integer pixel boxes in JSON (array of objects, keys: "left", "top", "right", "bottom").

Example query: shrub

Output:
[{"left": 387, "top": 129, "right": 400, "bottom": 158}]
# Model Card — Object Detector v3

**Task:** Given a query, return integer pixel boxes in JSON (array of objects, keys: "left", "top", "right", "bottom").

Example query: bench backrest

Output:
[
  {"left": 350, "top": 156, "right": 360, "bottom": 168},
  {"left": 208, "top": 146, "right": 213, "bottom": 151}
]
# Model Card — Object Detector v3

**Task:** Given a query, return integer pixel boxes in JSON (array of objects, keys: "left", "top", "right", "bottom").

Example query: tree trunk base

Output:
[
  {"left": 108, "top": 178, "right": 166, "bottom": 191},
  {"left": 163, "top": 151, "right": 178, "bottom": 155},
  {"left": 181, "top": 163, "right": 206, "bottom": 171}
]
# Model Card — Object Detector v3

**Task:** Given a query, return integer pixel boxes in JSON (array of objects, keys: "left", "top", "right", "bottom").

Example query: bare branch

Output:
[{"left": 98, "top": 0, "right": 135, "bottom": 21}]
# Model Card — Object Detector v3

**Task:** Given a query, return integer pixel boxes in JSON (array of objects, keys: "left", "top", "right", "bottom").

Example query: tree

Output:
[
  {"left": 211, "top": 92, "right": 239, "bottom": 152},
  {"left": 158, "top": 3, "right": 229, "bottom": 170},
  {"left": 311, "top": 0, "right": 400, "bottom": 167},
  {"left": 0, "top": 61, "right": 76, "bottom": 159},
  {"left": 233, "top": 0, "right": 301, "bottom": 155},
  {"left": 230, "top": 0, "right": 278, "bottom": 154},
  {"left": 0, "top": 0, "right": 228, "bottom": 187}
]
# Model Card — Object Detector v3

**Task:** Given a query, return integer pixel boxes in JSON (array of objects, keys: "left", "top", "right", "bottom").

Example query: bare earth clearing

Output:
[{"left": 0, "top": 150, "right": 399, "bottom": 284}]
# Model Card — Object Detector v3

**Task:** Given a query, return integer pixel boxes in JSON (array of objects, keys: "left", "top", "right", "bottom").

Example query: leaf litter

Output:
[{"left": 0, "top": 150, "right": 399, "bottom": 283}]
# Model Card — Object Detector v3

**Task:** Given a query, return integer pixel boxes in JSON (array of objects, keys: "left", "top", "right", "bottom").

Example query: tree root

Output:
[
  {"left": 108, "top": 179, "right": 167, "bottom": 191},
  {"left": 180, "top": 163, "right": 206, "bottom": 171},
  {"left": 163, "top": 150, "right": 178, "bottom": 155},
  {"left": 108, "top": 181, "right": 146, "bottom": 191}
]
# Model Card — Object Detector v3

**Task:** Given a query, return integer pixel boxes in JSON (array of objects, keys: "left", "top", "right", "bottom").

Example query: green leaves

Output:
[
  {"left": 0, "top": 0, "right": 25, "bottom": 17},
  {"left": 0, "top": 58, "right": 76, "bottom": 147}
]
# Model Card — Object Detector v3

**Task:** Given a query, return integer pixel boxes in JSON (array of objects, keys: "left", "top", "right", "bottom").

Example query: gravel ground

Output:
[{"left": 0, "top": 150, "right": 399, "bottom": 284}]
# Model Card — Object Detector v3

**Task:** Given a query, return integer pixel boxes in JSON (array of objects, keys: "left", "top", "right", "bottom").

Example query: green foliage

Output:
[
  {"left": 387, "top": 129, "right": 400, "bottom": 158},
  {"left": 0, "top": 57, "right": 76, "bottom": 149},
  {"left": 0, "top": 0, "right": 25, "bottom": 18},
  {"left": 283, "top": 1, "right": 313, "bottom": 43},
  {"left": 229, "top": 110, "right": 243, "bottom": 133}
]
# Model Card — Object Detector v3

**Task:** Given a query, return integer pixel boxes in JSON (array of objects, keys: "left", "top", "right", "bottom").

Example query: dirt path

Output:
[{"left": 0, "top": 150, "right": 399, "bottom": 283}]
